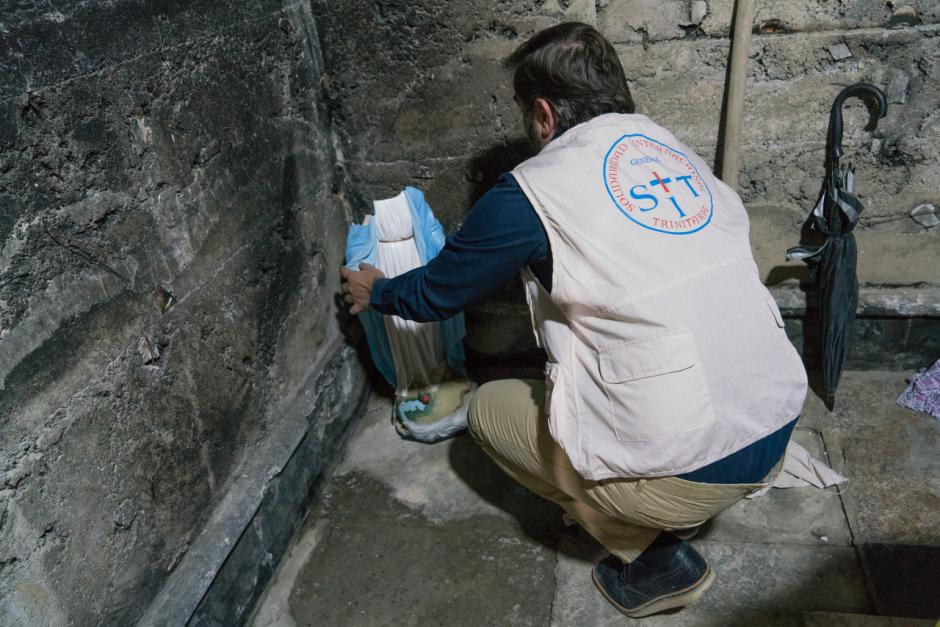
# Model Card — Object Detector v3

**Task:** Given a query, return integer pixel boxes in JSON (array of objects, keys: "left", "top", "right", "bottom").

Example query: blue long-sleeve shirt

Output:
[
  {"left": 370, "top": 173, "right": 552, "bottom": 322},
  {"left": 367, "top": 170, "right": 796, "bottom": 483}
]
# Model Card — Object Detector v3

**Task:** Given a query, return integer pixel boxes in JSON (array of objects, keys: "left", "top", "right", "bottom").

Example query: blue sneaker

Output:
[{"left": 591, "top": 540, "right": 715, "bottom": 618}]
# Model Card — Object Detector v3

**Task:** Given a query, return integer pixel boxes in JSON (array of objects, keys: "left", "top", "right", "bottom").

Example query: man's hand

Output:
[{"left": 339, "top": 262, "right": 385, "bottom": 315}]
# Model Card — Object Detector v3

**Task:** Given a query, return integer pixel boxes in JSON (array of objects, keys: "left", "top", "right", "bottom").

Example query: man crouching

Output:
[{"left": 341, "top": 22, "right": 807, "bottom": 618}]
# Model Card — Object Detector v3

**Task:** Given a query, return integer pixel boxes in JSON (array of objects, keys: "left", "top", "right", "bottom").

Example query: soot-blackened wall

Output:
[{"left": 0, "top": 1, "right": 367, "bottom": 624}]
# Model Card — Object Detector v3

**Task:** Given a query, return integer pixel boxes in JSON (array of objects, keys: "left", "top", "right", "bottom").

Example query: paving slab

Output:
[
  {"left": 822, "top": 415, "right": 940, "bottom": 546},
  {"left": 803, "top": 612, "right": 936, "bottom": 627},
  {"left": 796, "top": 370, "right": 940, "bottom": 546},
  {"left": 334, "top": 396, "right": 522, "bottom": 523},
  {"left": 550, "top": 532, "right": 872, "bottom": 627},
  {"left": 251, "top": 395, "right": 562, "bottom": 627},
  {"left": 703, "top": 428, "right": 852, "bottom": 547},
  {"left": 796, "top": 370, "right": 918, "bottom": 431},
  {"left": 858, "top": 544, "right": 940, "bottom": 619},
  {"left": 284, "top": 473, "right": 556, "bottom": 626},
  {"left": 335, "top": 396, "right": 564, "bottom": 539}
]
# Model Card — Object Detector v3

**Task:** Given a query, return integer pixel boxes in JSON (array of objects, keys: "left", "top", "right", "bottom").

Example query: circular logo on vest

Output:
[{"left": 602, "top": 134, "right": 714, "bottom": 235}]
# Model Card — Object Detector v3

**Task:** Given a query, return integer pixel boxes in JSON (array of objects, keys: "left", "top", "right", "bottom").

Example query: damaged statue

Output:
[{"left": 345, "top": 187, "right": 475, "bottom": 443}]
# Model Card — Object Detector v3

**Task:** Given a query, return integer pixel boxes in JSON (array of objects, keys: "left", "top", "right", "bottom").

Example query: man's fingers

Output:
[{"left": 340, "top": 263, "right": 374, "bottom": 316}]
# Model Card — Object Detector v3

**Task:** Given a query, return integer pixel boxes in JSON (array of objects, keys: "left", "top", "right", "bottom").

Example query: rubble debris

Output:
[
  {"left": 827, "top": 43, "right": 853, "bottom": 61},
  {"left": 154, "top": 285, "right": 177, "bottom": 313},
  {"left": 679, "top": 1, "right": 707, "bottom": 27},
  {"left": 758, "top": 18, "right": 788, "bottom": 34},
  {"left": 910, "top": 203, "right": 939, "bottom": 229},
  {"left": 886, "top": 69, "right": 909, "bottom": 105},
  {"left": 888, "top": 5, "right": 921, "bottom": 28},
  {"left": 129, "top": 116, "right": 153, "bottom": 147},
  {"left": 113, "top": 498, "right": 139, "bottom": 530},
  {"left": 137, "top": 336, "right": 160, "bottom": 364}
]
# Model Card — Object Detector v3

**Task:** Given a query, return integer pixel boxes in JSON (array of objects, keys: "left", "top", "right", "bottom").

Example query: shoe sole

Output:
[{"left": 591, "top": 566, "right": 715, "bottom": 618}]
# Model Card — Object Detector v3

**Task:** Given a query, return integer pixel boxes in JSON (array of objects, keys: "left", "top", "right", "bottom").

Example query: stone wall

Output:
[
  {"left": 603, "top": 0, "right": 940, "bottom": 287},
  {"left": 313, "top": 0, "right": 939, "bottom": 369},
  {"left": 0, "top": 1, "right": 367, "bottom": 624}
]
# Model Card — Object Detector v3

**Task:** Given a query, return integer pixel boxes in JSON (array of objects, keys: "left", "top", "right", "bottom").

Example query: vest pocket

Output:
[{"left": 596, "top": 330, "right": 716, "bottom": 442}]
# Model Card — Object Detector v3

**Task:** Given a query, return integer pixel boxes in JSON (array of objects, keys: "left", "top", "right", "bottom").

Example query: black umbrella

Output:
[{"left": 786, "top": 83, "right": 888, "bottom": 409}]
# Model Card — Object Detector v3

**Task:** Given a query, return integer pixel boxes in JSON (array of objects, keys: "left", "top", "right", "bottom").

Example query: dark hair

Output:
[{"left": 505, "top": 22, "right": 635, "bottom": 132}]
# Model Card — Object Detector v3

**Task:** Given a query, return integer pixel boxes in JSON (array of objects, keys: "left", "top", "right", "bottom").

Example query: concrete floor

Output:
[{"left": 250, "top": 371, "right": 940, "bottom": 626}]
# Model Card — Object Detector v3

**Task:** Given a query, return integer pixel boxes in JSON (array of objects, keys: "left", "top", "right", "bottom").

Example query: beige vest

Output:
[{"left": 512, "top": 112, "right": 807, "bottom": 480}]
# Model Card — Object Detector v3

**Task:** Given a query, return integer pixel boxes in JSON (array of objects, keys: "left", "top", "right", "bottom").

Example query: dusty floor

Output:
[{"left": 250, "top": 371, "right": 939, "bottom": 626}]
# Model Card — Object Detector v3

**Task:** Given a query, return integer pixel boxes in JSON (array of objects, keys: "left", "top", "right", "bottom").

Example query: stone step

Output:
[{"left": 804, "top": 611, "right": 937, "bottom": 626}]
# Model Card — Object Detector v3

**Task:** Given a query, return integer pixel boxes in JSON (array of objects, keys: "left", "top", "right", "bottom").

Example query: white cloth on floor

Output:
[
  {"left": 372, "top": 191, "right": 444, "bottom": 396},
  {"left": 746, "top": 440, "right": 847, "bottom": 499}
]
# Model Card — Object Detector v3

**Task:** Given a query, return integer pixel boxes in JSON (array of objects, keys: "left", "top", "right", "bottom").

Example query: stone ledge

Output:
[
  {"left": 470, "top": 284, "right": 940, "bottom": 319},
  {"left": 136, "top": 344, "right": 369, "bottom": 627},
  {"left": 462, "top": 284, "right": 940, "bottom": 371},
  {"left": 771, "top": 285, "right": 940, "bottom": 317}
]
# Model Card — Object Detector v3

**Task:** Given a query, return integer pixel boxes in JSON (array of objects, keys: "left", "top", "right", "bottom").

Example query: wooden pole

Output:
[{"left": 720, "top": 0, "right": 755, "bottom": 190}]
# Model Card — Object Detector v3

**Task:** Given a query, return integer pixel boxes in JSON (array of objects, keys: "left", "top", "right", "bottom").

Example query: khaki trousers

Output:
[{"left": 467, "top": 379, "right": 774, "bottom": 563}]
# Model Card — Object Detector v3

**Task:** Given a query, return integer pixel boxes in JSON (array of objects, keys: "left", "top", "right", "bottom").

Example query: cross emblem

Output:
[
  {"left": 629, "top": 171, "right": 700, "bottom": 219},
  {"left": 649, "top": 171, "right": 672, "bottom": 193}
]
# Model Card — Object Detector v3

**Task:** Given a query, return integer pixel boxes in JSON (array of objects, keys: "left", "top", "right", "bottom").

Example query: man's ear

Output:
[{"left": 532, "top": 97, "right": 557, "bottom": 143}]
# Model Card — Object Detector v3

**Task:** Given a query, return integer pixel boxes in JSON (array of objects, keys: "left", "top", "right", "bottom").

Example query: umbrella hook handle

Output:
[{"left": 829, "top": 83, "right": 888, "bottom": 162}]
